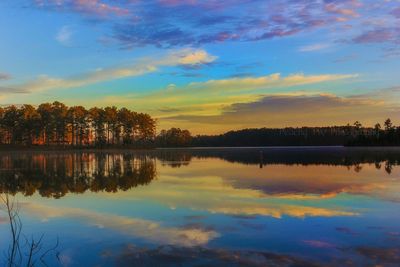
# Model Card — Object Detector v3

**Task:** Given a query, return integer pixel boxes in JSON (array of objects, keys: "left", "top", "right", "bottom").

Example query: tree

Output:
[
  {"left": 68, "top": 106, "right": 88, "bottom": 146},
  {"left": 157, "top": 128, "right": 192, "bottom": 147},
  {"left": 37, "top": 103, "right": 54, "bottom": 145},
  {"left": 384, "top": 118, "right": 393, "bottom": 131},
  {"left": 2, "top": 106, "right": 20, "bottom": 144},
  {"left": 89, "top": 107, "right": 106, "bottom": 146},
  {"left": 52, "top": 101, "right": 68, "bottom": 145},
  {"left": 104, "top": 106, "right": 118, "bottom": 145},
  {"left": 0, "top": 107, "right": 5, "bottom": 144},
  {"left": 353, "top": 121, "right": 362, "bottom": 129},
  {"left": 18, "top": 105, "right": 41, "bottom": 145},
  {"left": 136, "top": 113, "right": 156, "bottom": 144},
  {"left": 118, "top": 108, "right": 134, "bottom": 144},
  {"left": 0, "top": 102, "right": 157, "bottom": 147}
]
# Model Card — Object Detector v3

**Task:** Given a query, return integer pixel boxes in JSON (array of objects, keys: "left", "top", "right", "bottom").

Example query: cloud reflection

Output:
[
  {"left": 112, "top": 171, "right": 357, "bottom": 218},
  {"left": 22, "top": 202, "right": 219, "bottom": 247},
  {"left": 109, "top": 244, "right": 323, "bottom": 267}
]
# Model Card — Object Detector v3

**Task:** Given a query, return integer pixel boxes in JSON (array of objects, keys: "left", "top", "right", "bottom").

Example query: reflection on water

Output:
[
  {"left": 112, "top": 245, "right": 324, "bottom": 267},
  {"left": 0, "top": 148, "right": 399, "bottom": 266},
  {"left": 154, "top": 147, "right": 400, "bottom": 169},
  {"left": 0, "top": 153, "right": 156, "bottom": 198}
]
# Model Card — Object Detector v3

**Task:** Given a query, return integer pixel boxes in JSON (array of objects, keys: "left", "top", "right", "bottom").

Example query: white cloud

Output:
[
  {"left": 23, "top": 202, "right": 219, "bottom": 247},
  {"left": 56, "top": 26, "right": 74, "bottom": 46},
  {"left": 299, "top": 43, "right": 331, "bottom": 52},
  {"left": 177, "top": 49, "right": 217, "bottom": 65},
  {"left": 7, "top": 48, "right": 217, "bottom": 94}
]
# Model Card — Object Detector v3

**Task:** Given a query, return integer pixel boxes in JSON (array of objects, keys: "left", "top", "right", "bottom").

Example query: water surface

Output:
[{"left": 1, "top": 148, "right": 399, "bottom": 266}]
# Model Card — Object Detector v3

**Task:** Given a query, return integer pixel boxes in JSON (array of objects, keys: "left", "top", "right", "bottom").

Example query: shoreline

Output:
[{"left": 0, "top": 145, "right": 399, "bottom": 153}]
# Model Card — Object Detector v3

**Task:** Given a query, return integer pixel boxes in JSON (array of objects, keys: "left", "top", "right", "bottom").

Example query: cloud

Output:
[
  {"left": 3, "top": 48, "right": 216, "bottom": 94},
  {"left": 158, "top": 107, "right": 183, "bottom": 113},
  {"left": 56, "top": 25, "right": 73, "bottom": 46},
  {"left": 352, "top": 28, "right": 400, "bottom": 44},
  {"left": 112, "top": 244, "right": 322, "bottom": 267},
  {"left": 190, "top": 73, "right": 355, "bottom": 91},
  {"left": 333, "top": 53, "right": 358, "bottom": 63},
  {"left": 31, "top": 0, "right": 400, "bottom": 52},
  {"left": 85, "top": 72, "right": 356, "bottom": 129},
  {"left": 210, "top": 162, "right": 400, "bottom": 203},
  {"left": 392, "top": 7, "right": 400, "bottom": 18},
  {"left": 355, "top": 247, "right": 400, "bottom": 264},
  {"left": 160, "top": 90, "right": 400, "bottom": 133},
  {"left": 346, "top": 2, "right": 400, "bottom": 48},
  {"left": 176, "top": 49, "right": 216, "bottom": 66},
  {"left": 299, "top": 43, "right": 331, "bottom": 52},
  {"left": 106, "top": 169, "right": 357, "bottom": 219},
  {"left": 0, "top": 73, "right": 11, "bottom": 81},
  {"left": 112, "top": 0, "right": 366, "bottom": 48},
  {"left": 33, "top": 0, "right": 367, "bottom": 48},
  {"left": 35, "top": 0, "right": 129, "bottom": 17},
  {"left": 0, "top": 215, "right": 7, "bottom": 224},
  {"left": 77, "top": 72, "right": 358, "bottom": 133},
  {"left": 28, "top": 0, "right": 400, "bottom": 53},
  {"left": 303, "top": 240, "right": 337, "bottom": 248},
  {"left": 324, "top": 2, "right": 359, "bottom": 17}
]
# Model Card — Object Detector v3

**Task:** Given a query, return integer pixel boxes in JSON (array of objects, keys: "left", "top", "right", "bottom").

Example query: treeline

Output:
[
  {"left": 192, "top": 127, "right": 356, "bottom": 146},
  {"left": 0, "top": 101, "right": 398, "bottom": 148},
  {"left": 348, "top": 119, "right": 400, "bottom": 146},
  {"left": 156, "top": 128, "right": 192, "bottom": 147},
  {"left": 0, "top": 102, "right": 156, "bottom": 147},
  {"left": 156, "top": 119, "right": 400, "bottom": 147},
  {"left": 156, "top": 125, "right": 372, "bottom": 147}
]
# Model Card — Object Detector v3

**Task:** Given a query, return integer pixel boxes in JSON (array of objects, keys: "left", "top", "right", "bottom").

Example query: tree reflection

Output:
[
  {"left": 0, "top": 153, "right": 157, "bottom": 198},
  {"left": 153, "top": 148, "right": 400, "bottom": 174},
  {"left": 0, "top": 148, "right": 398, "bottom": 199},
  {"left": 156, "top": 150, "right": 192, "bottom": 168}
]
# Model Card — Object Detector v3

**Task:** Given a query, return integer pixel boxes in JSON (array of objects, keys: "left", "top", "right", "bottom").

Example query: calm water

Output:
[{"left": 1, "top": 148, "right": 400, "bottom": 266}]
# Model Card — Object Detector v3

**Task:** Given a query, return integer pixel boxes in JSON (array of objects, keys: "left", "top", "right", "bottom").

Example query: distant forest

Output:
[
  {"left": 157, "top": 120, "right": 400, "bottom": 147},
  {"left": 0, "top": 102, "right": 399, "bottom": 148}
]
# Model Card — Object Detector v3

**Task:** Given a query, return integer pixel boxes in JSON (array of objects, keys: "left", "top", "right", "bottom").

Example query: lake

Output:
[{"left": 1, "top": 147, "right": 400, "bottom": 266}]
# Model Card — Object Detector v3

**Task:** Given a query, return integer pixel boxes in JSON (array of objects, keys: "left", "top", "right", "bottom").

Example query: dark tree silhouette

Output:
[{"left": 156, "top": 128, "right": 192, "bottom": 147}]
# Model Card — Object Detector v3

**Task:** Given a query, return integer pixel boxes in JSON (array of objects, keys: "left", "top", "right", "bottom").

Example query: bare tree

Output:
[{"left": 0, "top": 194, "right": 60, "bottom": 267}]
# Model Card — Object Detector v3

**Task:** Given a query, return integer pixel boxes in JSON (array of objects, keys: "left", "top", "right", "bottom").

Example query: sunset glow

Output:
[{"left": 1, "top": 1, "right": 399, "bottom": 134}]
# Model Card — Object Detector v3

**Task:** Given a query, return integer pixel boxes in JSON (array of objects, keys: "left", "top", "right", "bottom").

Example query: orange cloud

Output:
[{"left": 35, "top": 0, "right": 129, "bottom": 17}]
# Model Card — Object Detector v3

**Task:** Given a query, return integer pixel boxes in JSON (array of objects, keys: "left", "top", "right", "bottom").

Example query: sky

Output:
[{"left": 0, "top": 0, "right": 400, "bottom": 134}]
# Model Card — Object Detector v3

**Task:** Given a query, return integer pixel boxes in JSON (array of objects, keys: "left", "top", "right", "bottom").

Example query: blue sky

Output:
[{"left": 0, "top": 0, "right": 400, "bottom": 133}]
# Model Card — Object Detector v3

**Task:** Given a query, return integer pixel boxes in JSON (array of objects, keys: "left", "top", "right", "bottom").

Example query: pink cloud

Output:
[
  {"left": 303, "top": 240, "right": 336, "bottom": 248},
  {"left": 158, "top": 0, "right": 198, "bottom": 6},
  {"left": 353, "top": 28, "right": 395, "bottom": 44},
  {"left": 325, "top": 3, "right": 359, "bottom": 17},
  {"left": 392, "top": 7, "right": 400, "bottom": 18},
  {"left": 75, "top": 0, "right": 129, "bottom": 16},
  {"left": 35, "top": 0, "right": 129, "bottom": 17}
]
